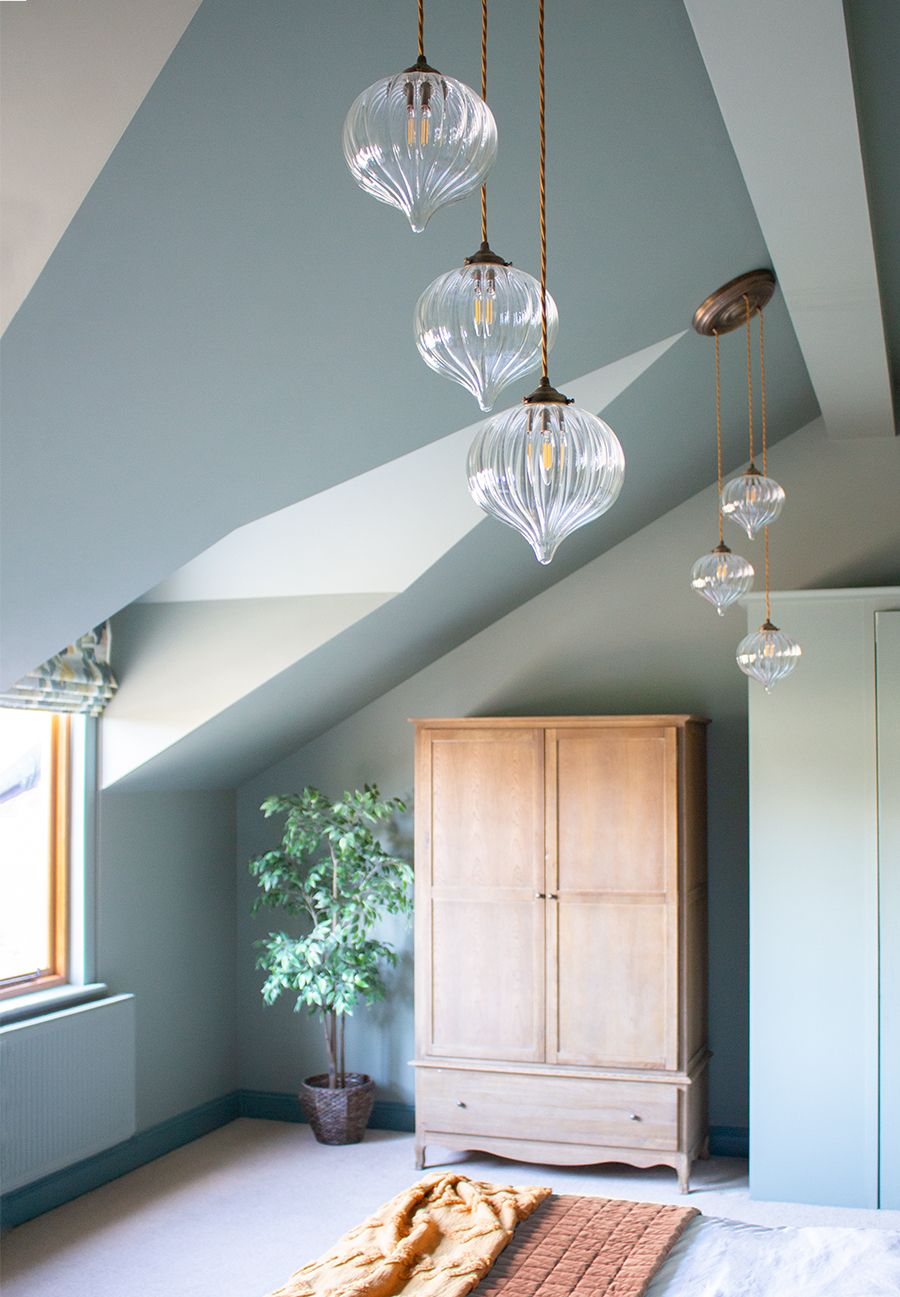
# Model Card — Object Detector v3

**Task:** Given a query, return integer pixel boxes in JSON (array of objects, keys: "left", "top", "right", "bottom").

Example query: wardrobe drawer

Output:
[{"left": 416, "top": 1067, "right": 679, "bottom": 1151}]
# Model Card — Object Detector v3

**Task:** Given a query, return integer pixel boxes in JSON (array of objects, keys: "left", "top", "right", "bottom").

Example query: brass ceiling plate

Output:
[{"left": 692, "top": 269, "right": 777, "bottom": 336}]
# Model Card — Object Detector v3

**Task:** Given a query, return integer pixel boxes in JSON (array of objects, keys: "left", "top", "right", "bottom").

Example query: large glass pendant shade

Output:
[
  {"left": 415, "top": 250, "right": 558, "bottom": 410},
  {"left": 736, "top": 620, "right": 801, "bottom": 691},
  {"left": 690, "top": 543, "right": 754, "bottom": 616},
  {"left": 342, "top": 63, "right": 497, "bottom": 233},
  {"left": 721, "top": 464, "right": 785, "bottom": 539},
  {"left": 467, "top": 387, "right": 625, "bottom": 564}
]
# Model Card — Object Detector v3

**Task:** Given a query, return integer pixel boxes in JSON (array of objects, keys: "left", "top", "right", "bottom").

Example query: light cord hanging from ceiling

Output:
[
  {"left": 343, "top": 0, "right": 497, "bottom": 232},
  {"left": 465, "top": 0, "right": 624, "bottom": 563},
  {"left": 760, "top": 307, "right": 772, "bottom": 625},
  {"left": 744, "top": 295, "right": 755, "bottom": 464},
  {"left": 413, "top": 0, "right": 557, "bottom": 411},
  {"left": 481, "top": 0, "right": 488, "bottom": 245},
  {"left": 690, "top": 326, "right": 754, "bottom": 616},
  {"left": 538, "top": 0, "right": 549, "bottom": 380},
  {"left": 715, "top": 332, "right": 724, "bottom": 545}
]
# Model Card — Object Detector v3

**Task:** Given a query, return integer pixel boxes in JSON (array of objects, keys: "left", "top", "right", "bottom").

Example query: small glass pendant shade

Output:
[
  {"left": 721, "top": 464, "right": 785, "bottom": 539},
  {"left": 691, "top": 543, "right": 754, "bottom": 616},
  {"left": 736, "top": 619, "right": 801, "bottom": 692},
  {"left": 467, "top": 384, "right": 625, "bottom": 564},
  {"left": 342, "top": 62, "right": 497, "bottom": 233},
  {"left": 414, "top": 249, "right": 558, "bottom": 411}
]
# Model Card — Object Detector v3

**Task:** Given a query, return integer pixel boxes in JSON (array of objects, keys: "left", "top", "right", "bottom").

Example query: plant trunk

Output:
[
  {"left": 331, "top": 842, "right": 341, "bottom": 1088},
  {"left": 324, "top": 1012, "right": 337, "bottom": 1090}
]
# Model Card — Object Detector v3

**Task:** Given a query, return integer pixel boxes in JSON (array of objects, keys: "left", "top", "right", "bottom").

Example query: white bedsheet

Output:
[{"left": 646, "top": 1216, "right": 900, "bottom": 1297}]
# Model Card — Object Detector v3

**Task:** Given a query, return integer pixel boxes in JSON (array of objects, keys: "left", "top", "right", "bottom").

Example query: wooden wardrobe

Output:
[{"left": 411, "top": 716, "right": 709, "bottom": 1192}]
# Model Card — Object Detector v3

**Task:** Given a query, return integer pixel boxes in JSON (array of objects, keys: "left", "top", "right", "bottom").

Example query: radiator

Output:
[{"left": 0, "top": 994, "right": 136, "bottom": 1192}]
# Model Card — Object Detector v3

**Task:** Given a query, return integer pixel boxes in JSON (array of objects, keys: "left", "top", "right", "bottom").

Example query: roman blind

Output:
[{"left": 0, "top": 624, "right": 118, "bottom": 716}]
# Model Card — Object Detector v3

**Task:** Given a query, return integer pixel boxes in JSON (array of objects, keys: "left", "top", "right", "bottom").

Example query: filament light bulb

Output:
[
  {"left": 415, "top": 250, "right": 557, "bottom": 411},
  {"left": 344, "top": 62, "right": 497, "bottom": 233}
]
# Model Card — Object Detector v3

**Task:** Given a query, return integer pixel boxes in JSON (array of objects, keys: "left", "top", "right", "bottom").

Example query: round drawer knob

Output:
[
  {"left": 457, "top": 1100, "right": 467, "bottom": 1108},
  {"left": 628, "top": 1112, "right": 641, "bottom": 1121}
]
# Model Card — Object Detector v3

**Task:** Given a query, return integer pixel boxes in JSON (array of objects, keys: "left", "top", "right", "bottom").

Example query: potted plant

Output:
[{"left": 248, "top": 784, "right": 413, "bottom": 1145}]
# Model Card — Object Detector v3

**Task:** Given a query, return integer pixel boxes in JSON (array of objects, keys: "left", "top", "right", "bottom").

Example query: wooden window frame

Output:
[{"left": 0, "top": 714, "right": 70, "bottom": 998}]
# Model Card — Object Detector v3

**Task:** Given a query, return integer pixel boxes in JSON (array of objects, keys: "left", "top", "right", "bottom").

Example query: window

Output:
[{"left": 0, "top": 711, "right": 70, "bottom": 997}]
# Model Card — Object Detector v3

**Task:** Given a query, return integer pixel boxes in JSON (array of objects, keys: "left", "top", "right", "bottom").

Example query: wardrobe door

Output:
[
  {"left": 415, "top": 726, "right": 546, "bottom": 1063},
  {"left": 545, "top": 726, "right": 679, "bottom": 1071}
]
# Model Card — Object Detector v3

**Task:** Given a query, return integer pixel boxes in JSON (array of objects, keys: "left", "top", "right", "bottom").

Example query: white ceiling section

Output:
[
  {"left": 100, "top": 592, "right": 391, "bottom": 788},
  {"left": 684, "top": 0, "right": 895, "bottom": 440},
  {"left": 142, "top": 333, "right": 684, "bottom": 605},
  {"left": 0, "top": 0, "right": 202, "bottom": 332},
  {"left": 105, "top": 332, "right": 683, "bottom": 784}
]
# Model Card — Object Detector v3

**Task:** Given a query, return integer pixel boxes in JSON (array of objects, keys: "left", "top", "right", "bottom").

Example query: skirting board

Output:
[
  {"left": 0, "top": 1092, "right": 239, "bottom": 1232},
  {"left": 1, "top": 1090, "right": 746, "bottom": 1230}
]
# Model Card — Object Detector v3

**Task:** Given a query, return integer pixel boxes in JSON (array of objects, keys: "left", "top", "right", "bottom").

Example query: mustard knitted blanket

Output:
[{"left": 266, "top": 1173, "right": 551, "bottom": 1297}]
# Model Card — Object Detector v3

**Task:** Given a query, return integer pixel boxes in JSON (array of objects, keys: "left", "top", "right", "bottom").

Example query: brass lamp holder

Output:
[{"left": 692, "top": 269, "right": 776, "bottom": 336}]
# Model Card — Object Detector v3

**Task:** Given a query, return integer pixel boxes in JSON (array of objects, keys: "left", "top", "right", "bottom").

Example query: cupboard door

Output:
[
  {"left": 546, "top": 726, "right": 679, "bottom": 1070},
  {"left": 877, "top": 611, "right": 900, "bottom": 1208},
  {"left": 416, "top": 727, "right": 546, "bottom": 1062}
]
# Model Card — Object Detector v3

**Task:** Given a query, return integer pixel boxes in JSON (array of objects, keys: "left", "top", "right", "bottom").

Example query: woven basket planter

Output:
[{"left": 299, "top": 1073, "right": 376, "bottom": 1145}]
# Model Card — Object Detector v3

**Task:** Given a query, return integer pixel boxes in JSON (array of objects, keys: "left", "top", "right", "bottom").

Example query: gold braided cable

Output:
[
  {"left": 743, "top": 294, "right": 754, "bottom": 464},
  {"left": 538, "top": 0, "right": 548, "bottom": 378},
  {"left": 764, "top": 525, "right": 771, "bottom": 623},
  {"left": 481, "top": 0, "right": 488, "bottom": 244},
  {"left": 759, "top": 306, "right": 768, "bottom": 475},
  {"left": 418, "top": 0, "right": 425, "bottom": 57},
  {"left": 714, "top": 331, "right": 724, "bottom": 544}
]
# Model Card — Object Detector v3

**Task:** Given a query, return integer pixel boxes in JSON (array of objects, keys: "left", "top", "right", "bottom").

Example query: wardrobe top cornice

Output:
[{"left": 409, "top": 715, "right": 710, "bottom": 728}]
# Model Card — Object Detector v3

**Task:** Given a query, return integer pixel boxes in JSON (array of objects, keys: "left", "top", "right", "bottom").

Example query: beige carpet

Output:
[{"left": 3, "top": 1120, "right": 899, "bottom": 1297}]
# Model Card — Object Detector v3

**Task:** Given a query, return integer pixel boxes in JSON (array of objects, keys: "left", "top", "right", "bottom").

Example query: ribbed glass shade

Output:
[
  {"left": 342, "top": 67, "right": 497, "bottom": 233},
  {"left": 721, "top": 465, "right": 785, "bottom": 539},
  {"left": 736, "top": 620, "right": 801, "bottom": 692},
  {"left": 467, "top": 394, "right": 625, "bottom": 564},
  {"left": 414, "top": 256, "right": 558, "bottom": 411},
  {"left": 690, "top": 544, "right": 754, "bottom": 616}
]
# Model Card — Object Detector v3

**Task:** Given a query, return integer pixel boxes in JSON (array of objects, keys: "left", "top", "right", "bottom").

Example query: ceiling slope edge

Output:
[
  {"left": 143, "top": 332, "right": 686, "bottom": 605},
  {"left": 684, "top": 0, "right": 895, "bottom": 440},
  {"left": 100, "top": 592, "right": 392, "bottom": 788},
  {"left": 0, "top": 0, "right": 203, "bottom": 333},
  {"left": 104, "top": 334, "right": 686, "bottom": 788}
]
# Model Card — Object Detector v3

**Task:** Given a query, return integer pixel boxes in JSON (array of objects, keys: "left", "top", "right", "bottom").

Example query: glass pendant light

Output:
[
  {"left": 414, "top": 0, "right": 555, "bottom": 411},
  {"left": 415, "top": 247, "right": 558, "bottom": 412},
  {"left": 690, "top": 332, "right": 754, "bottom": 614},
  {"left": 721, "top": 295, "right": 785, "bottom": 539},
  {"left": 736, "top": 619, "right": 801, "bottom": 692},
  {"left": 342, "top": 0, "right": 497, "bottom": 233},
  {"left": 467, "top": 0, "right": 624, "bottom": 562},
  {"left": 692, "top": 544, "right": 754, "bottom": 616}
]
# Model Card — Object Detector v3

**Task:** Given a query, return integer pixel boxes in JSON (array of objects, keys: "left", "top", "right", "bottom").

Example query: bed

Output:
[{"left": 266, "top": 1174, "right": 900, "bottom": 1297}]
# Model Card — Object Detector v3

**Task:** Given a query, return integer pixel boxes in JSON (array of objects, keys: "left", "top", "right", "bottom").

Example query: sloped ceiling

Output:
[
  {"left": 0, "top": 0, "right": 203, "bottom": 332},
  {"left": 2, "top": 0, "right": 896, "bottom": 788}
]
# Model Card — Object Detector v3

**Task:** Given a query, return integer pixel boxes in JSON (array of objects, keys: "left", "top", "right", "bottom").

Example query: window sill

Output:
[{"left": 0, "top": 981, "right": 108, "bottom": 1026}]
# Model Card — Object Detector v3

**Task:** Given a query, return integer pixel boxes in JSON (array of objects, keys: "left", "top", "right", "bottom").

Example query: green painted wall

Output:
[
  {"left": 98, "top": 788, "right": 237, "bottom": 1129},
  {"left": 235, "top": 419, "right": 900, "bottom": 1131}
]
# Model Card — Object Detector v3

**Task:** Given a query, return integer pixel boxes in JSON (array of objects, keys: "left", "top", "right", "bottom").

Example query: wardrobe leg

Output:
[
  {"left": 675, "top": 1156, "right": 691, "bottom": 1194},
  {"left": 698, "top": 1137, "right": 710, "bottom": 1161},
  {"left": 415, "top": 1138, "right": 426, "bottom": 1170}
]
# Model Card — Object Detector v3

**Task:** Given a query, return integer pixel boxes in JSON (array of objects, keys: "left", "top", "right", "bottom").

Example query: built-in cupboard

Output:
[{"left": 748, "top": 588, "right": 900, "bottom": 1207}]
